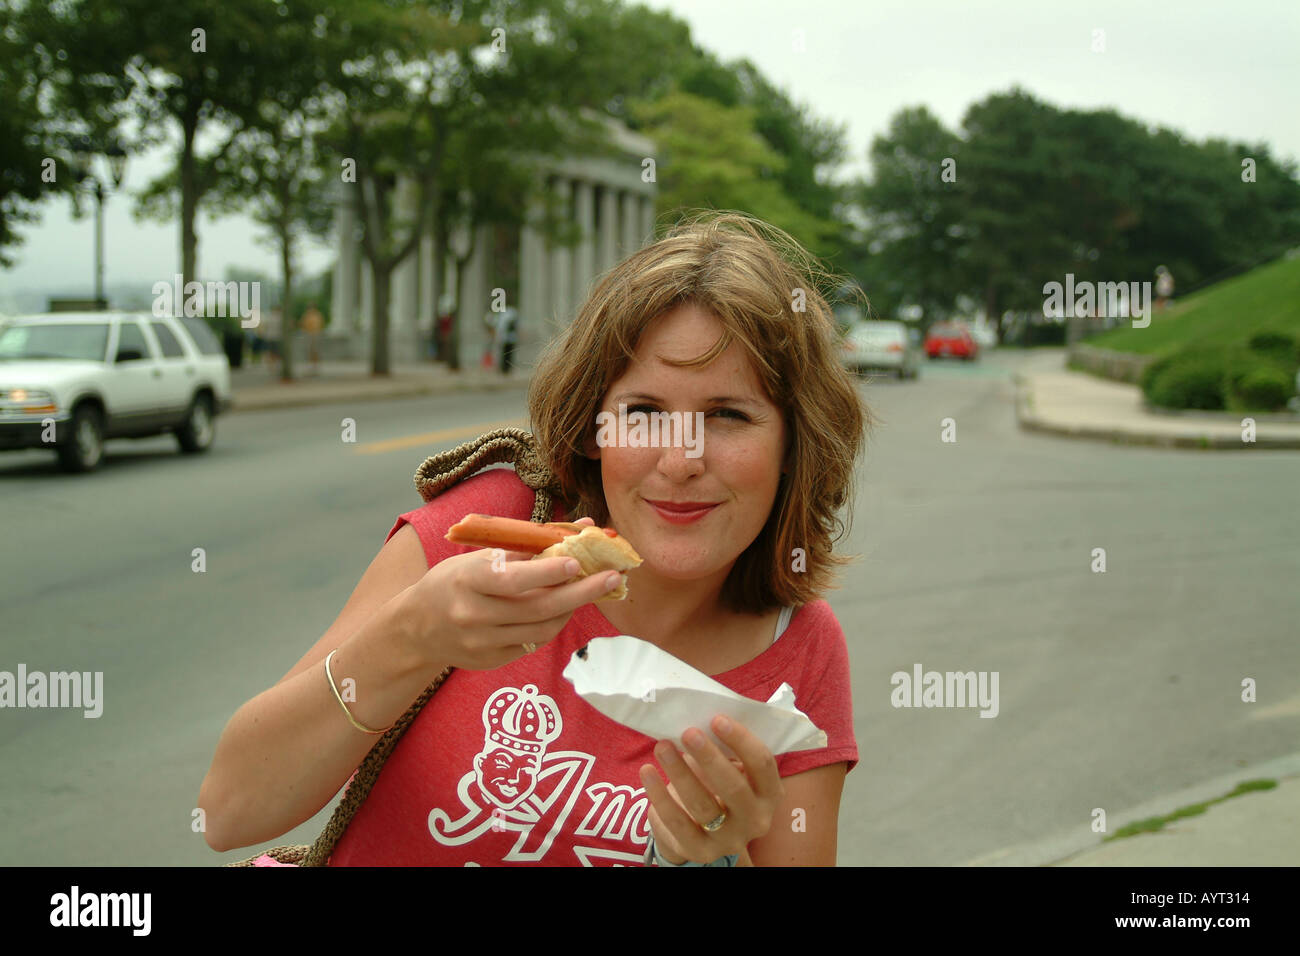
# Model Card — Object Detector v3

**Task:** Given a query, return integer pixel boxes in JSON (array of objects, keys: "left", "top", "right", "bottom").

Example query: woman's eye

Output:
[{"left": 712, "top": 408, "right": 750, "bottom": 421}]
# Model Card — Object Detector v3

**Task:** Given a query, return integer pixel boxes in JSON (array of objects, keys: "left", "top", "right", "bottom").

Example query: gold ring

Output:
[
  {"left": 702, "top": 810, "right": 727, "bottom": 832},
  {"left": 521, "top": 642, "right": 537, "bottom": 654}
]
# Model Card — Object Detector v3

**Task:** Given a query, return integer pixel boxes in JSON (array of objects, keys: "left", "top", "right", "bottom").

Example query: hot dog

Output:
[{"left": 445, "top": 514, "right": 642, "bottom": 601}]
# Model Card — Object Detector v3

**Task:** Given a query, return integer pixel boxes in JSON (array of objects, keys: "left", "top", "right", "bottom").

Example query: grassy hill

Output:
[
  {"left": 1085, "top": 252, "right": 1300, "bottom": 411},
  {"left": 1088, "top": 253, "right": 1300, "bottom": 355}
]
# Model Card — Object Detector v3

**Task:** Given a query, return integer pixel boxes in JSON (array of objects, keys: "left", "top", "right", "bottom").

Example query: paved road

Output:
[{"left": 0, "top": 350, "right": 1296, "bottom": 865}]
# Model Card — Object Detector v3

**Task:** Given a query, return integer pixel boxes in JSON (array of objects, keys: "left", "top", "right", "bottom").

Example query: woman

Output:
[{"left": 199, "top": 210, "right": 871, "bottom": 866}]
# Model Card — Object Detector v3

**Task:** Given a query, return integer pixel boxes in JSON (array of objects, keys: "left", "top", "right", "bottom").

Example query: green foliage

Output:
[
  {"left": 1234, "top": 366, "right": 1294, "bottom": 410},
  {"left": 853, "top": 85, "right": 1300, "bottom": 326},
  {"left": 1143, "top": 338, "right": 1298, "bottom": 412},
  {"left": 630, "top": 90, "right": 838, "bottom": 256},
  {"left": 1092, "top": 254, "right": 1300, "bottom": 357},
  {"left": 1247, "top": 328, "right": 1296, "bottom": 356},
  {"left": 1144, "top": 350, "right": 1227, "bottom": 410}
]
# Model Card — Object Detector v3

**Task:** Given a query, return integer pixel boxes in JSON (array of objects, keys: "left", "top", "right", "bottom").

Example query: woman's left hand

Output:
[{"left": 639, "top": 715, "right": 785, "bottom": 864}]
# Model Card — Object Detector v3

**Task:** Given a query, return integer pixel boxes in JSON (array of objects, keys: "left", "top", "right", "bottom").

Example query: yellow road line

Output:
[{"left": 354, "top": 418, "right": 527, "bottom": 455}]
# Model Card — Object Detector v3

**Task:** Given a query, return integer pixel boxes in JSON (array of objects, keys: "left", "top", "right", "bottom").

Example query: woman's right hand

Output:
[{"left": 398, "top": 526, "right": 623, "bottom": 672}]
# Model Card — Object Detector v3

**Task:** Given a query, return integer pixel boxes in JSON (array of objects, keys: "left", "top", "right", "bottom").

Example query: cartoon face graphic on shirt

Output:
[
  {"left": 472, "top": 684, "right": 563, "bottom": 812},
  {"left": 474, "top": 748, "right": 541, "bottom": 810}
]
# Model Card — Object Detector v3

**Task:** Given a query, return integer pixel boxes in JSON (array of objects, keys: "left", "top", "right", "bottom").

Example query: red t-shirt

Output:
[{"left": 326, "top": 467, "right": 857, "bottom": 866}]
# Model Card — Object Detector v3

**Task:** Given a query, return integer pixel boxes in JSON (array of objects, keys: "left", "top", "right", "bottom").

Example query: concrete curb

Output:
[
  {"left": 1013, "top": 373, "right": 1300, "bottom": 450},
  {"left": 960, "top": 751, "right": 1300, "bottom": 867},
  {"left": 228, "top": 371, "right": 530, "bottom": 413}
]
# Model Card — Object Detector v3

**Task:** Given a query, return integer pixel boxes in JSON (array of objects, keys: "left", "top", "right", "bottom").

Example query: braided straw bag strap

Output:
[{"left": 228, "top": 427, "right": 559, "bottom": 867}]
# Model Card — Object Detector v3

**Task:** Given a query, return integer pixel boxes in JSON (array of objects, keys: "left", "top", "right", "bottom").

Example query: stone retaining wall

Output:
[{"left": 1066, "top": 343, "right": 1157, "bottom": 384}]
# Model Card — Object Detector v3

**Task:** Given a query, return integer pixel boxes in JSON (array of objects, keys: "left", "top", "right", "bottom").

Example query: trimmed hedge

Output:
[
  {"left": 1236, "top": 366, "right": 1293, "bottom": 411},
  {"left": 1142, "top": 342, "right": 1298, "bottom": 412}
]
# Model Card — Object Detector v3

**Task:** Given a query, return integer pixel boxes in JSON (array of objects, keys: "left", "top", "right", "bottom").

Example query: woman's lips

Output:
[{"left": 645, "top": 499, "right": 720, "bottom": 524}]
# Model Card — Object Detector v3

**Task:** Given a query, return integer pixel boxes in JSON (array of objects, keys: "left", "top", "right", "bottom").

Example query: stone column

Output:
[
  {"left": 519, "top": 192, "right": 549, "bottom": 362},
  {"left": 388, "top": 176, "right": 420, "bottom": 361},
  {"left": 331, "top": 186, "right": 359, "bottom": 337},
  {"left": 572, "top": 178, "right": 595, "bottom": 315},
  {"left": 359, "top": 259, "right": 373, "bottom": 333},
  {"left": 620, "top": 190, "right": 639, "bottom": 261},
  {"left": 419, "top": 230, "right": 436, "bottom": 361},
  {"left": 598, "top": 185, "right": 618, "bottom": 274},
  {"left": 550, "top": 178, "right": 573, "bottom": 328},
  {"left": 460, "top": 222, "right": 490, "bottom": 369},
  {"left": 640, "top": 195, "right": 656, "bottom": 249}
]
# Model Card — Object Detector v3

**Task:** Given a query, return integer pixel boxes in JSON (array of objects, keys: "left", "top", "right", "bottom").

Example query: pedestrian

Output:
[
  {"left": 1155, "top": 265, "right": 1174, "bottom": 313},
  {"left": 496, "top": 306, "right": 518, "bottom": 375},
  {"left": 300, "top": 302, "right": 324, "bottom": 375},
  {"left": 201, "top": 210, "right": 869, "bottom": 866},
  {"left": 481, "top": 309, "right": 496, "bottom": 370},
  {"left": 263, "top": 306, "right": 283, "bottom": 370},
  {"left": 436, "top": 297, "right": 453, "bottom": 364},
  {"left": 247, "top": 307, "right": 264, "bottom": 365}
]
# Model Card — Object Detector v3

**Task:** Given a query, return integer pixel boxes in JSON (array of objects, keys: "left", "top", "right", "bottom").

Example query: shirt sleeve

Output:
[
  {"left": 776, "top": 605, "right": 858, "bottom": 777},
  {"left": 384, "top": 467, "right": 549, "bottom": 569}
]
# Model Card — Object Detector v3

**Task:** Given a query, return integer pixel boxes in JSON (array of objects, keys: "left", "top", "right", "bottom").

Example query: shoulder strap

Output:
[{"left": 294, "top": 427, "right": 559, "bottom": 867}]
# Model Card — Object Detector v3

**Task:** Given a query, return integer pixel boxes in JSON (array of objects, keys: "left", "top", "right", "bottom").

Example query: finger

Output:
[
  {"left": 653, "top": 738, "right": 727, "bottom": 831},
  {"left": 476, "top": 554, "right": 584, "bottom": 596},
  {"left": 639, "top": 763, "right": 709, "bottom": 861},
  {"left": 710, "top": 716, "right": 783, "bottom": 804},
  {"left": 679, "top": 727, "right": 755, "bottom": 818},
  {"left": 644, "top": 803, "right": 687, "bottom": 865},
  {"left": 478, "top": 566, "right": 625, "bottom": 624}
]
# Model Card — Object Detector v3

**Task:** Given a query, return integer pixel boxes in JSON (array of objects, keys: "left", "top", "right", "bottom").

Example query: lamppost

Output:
[{"left": 71, "top": 137, "right": 127, "bottom": 311}]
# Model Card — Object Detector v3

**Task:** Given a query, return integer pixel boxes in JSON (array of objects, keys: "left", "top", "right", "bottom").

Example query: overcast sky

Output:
[{"left": 3, "top": 0, "right": 1297, "bottom": 301}]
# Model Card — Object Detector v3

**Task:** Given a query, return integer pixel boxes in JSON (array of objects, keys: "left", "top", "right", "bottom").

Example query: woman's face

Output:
[{"left": 592, "top": 302, "right": 787, "bottom": 587}]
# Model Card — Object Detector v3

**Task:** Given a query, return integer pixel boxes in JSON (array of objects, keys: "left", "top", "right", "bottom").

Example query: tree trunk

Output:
[
  {"left": 180, "top": 110, "right": 199, "bottom": 287},
  {"left": 984, "top": 278, "right": 1001, "bottom": 345},
  {"left": 430, "top": 208, "right": 445, "bottom": 364},
  {"left": 371, "top": 264, "right": 391, "bottom": 376},
  {"left": 449, "top": 252, "right": 472, "bottom": 372},
  {"left": 279, "top": 215, "right": 295, "bottom": 382}
]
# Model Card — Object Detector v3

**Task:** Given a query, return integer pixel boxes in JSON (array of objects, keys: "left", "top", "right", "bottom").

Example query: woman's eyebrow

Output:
[{"left": 613, "top": 391, "right": 760, "bottom": 406}]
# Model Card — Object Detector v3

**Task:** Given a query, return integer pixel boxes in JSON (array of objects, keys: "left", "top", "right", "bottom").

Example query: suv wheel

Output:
[
  {"left": 56, "top": 404, "right": 105, "bottom": 473},
  {"left": 176, "top": 393, "right": 215, "bottom": 454}
]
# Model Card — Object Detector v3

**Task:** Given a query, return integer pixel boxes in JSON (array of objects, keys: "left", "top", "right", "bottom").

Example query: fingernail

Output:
[
  {"left": 564, "top": 559, "right": 580, "bottom": 576},
  {"left": 604, "top": 572, "right": 621, "bottom": 591},
  {"left": 714, "top": 716, "right": 731, "bottom": 734}
]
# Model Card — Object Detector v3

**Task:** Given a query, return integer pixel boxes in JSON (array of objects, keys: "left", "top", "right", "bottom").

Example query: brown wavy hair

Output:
[{"left": 527, "top": 209, "right": 873, "bottom": 614}]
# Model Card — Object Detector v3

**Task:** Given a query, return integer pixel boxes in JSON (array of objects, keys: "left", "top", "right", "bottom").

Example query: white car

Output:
[
  {"left": 840, "top": 320, "right": 921, "bottom": 379},
  {"left": 0, "top": 312, "right": 232, "bottom": 472}
]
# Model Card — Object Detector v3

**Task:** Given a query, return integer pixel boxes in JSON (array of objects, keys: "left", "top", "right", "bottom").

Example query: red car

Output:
[{"left": 924, "top": 323, "right": 979, "bottom": 361}]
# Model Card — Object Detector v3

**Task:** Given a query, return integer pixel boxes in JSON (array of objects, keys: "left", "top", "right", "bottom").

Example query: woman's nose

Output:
[{"left": 656, "top": 441, "right": 705, "bottom": 480}]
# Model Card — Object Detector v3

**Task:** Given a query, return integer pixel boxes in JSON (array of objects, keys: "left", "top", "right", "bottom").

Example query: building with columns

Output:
[{"left": 329, "top": 115, "right": 657, "bottom": 370}]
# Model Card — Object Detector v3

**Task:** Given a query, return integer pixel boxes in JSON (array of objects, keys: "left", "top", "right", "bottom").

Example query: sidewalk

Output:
[
  {"left": 963, "top": 753, "right": 1300, "bottom": 867},
  {"left": 227, "top": 359, "right": 529, "bottom": 412},
  {"left": 1013, "top": 348, "right": 1300, "bottom": 449}
]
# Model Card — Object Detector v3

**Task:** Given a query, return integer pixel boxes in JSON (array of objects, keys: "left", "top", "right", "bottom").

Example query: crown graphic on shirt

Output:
[{"left": 482, "top": 684, "right": 561, "bottom": 755}]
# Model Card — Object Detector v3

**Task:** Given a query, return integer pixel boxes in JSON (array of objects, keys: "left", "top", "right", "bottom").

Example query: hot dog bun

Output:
[
  {"left": 537, "top": 526, "right": 643, "bottom": 601},
  {"left": 445, "top": 514, "right": 642, "bottom": 601}
]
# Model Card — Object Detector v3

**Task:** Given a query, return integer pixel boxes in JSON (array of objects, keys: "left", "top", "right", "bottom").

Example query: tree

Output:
[
  {"left": 0, "top": 3, "right": 64, "bottom": 268},
  {"left": 207, "top": 0, "right": 337, "bottom": 381},
  {"left": 631, "top": 89, "right": 836, "bottom": 252},
  {"left": 856, "top": 106, "right": 965, "bottom": 323},
  {"left": 27, "top": 0, "right": 287, "bottom": 288}
]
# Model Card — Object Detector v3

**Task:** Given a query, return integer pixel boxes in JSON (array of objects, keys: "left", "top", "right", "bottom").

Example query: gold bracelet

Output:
[{"left": 324, "top": 648, "right": 393, "bottom": 735}]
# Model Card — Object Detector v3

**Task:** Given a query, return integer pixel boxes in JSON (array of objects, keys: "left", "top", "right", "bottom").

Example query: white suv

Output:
[{"left": 0, "top": 312, "right": 232, "bottom": 472}]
